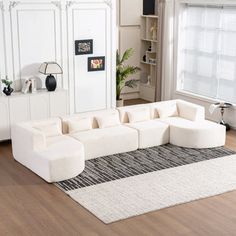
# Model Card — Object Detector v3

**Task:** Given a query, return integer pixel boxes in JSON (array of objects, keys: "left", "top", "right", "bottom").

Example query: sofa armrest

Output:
[
  {"left": 177, "top": 100, "right": 205, "bottom": 121},
  {"left": 11, "top": 124, "right": 46, "bottom": 152}
]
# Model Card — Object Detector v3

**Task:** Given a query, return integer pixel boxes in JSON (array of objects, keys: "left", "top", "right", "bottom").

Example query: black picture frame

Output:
[
  {"left": 75, "top": 39, "right": 93, "bottom": 55},
  {"left": 88, "top": 56, "right": 105, "bottom": 72}
]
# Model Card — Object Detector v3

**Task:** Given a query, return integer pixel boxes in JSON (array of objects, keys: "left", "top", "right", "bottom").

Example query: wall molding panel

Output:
[
  {"left": 66, "top": 0, "right": 116, "bottom": 113},
  {"left": 0, "top": 0, "right": 116, "bottom": 114}
]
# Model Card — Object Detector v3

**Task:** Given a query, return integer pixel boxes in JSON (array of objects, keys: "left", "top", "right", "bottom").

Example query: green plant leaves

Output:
[{"left": 116, "top": 48, "right": 141, "bottom": 100}]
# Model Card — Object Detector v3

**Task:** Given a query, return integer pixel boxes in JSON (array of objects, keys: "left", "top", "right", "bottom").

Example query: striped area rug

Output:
[
  {"left": 56, "top": 144, "right": 235, "bottom": 191},
  {"left": 54, "top": 145, "right": 236, "bottom": 223}
]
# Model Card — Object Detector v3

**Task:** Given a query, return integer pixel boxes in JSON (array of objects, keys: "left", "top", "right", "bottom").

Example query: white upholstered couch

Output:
[{"left": 11, "top": 99, "right": 226, "bottom": 182}]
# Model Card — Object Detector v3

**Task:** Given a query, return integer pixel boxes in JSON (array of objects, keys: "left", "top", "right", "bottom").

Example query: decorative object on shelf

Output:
[
  {"left": 75, "top": 39, "right": 93, "bottom": 55},
  {"left": 116, "top": 48, "right": 140, "bottom": 107},
  {"left": 143, "top": 55, "right": 146, "bottom": 62},
  {"left": 39, "top": 62, "right": 63, "bottom": 92},
  {"left": 149, "top": 58, "right": 156, "bottom": 64},
  {"left": 21, "top": 78, "right": 37, "bottom": 94},
  {"left": 209, "top": 102, "right": 233, "bottom": 131},
  {"left": 1, "top": 76, "right": 14, "bottom": 96},
  {"left": 143, "top": 0, "right": 155, "bottom": 15},
  {"left": 21, "top": 79, "right": 31, "bottom": 94},
  {"left": 148, "top": 46, "right": 152, "bottom": 52},
  {"left": 88, "top": 56, "right": 105, "bottom": 72},
  {"left": 30, "top": 78, "right": 37, "bottom": 93},
  {"left": 150, "top": 21, "right": 157, "bottom": 40}
]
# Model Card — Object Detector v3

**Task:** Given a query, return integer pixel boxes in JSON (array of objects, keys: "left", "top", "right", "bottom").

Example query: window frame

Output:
[{"left": 173, "top": 0, "right": 236, "bottom": 104}]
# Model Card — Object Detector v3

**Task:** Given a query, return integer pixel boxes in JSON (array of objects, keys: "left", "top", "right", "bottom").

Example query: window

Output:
[{"left": 177, "top": 4, "right": 236, "bottom": 103}]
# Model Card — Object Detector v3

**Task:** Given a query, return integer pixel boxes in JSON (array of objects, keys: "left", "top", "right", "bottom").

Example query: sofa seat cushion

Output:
[
  {"left": 31, "top": 135, "right": 85, "bottom": 182},
  {"left": 69, "top": 125, "right": 138, "bottom": 160},
  {"left": 160, "top": 117, "right": 226, "bottom": 148},
  {"left": 126, "top": 120, "right": 169, "bottom": 149}
]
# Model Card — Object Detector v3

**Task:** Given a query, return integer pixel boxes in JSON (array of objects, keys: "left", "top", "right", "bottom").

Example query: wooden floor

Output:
[{"left": 1, "top": 119, "right": 236, "bottom": 235}]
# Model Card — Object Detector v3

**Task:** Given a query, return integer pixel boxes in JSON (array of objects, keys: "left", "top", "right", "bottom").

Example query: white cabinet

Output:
[
  {"left": 0, "top": 97, "right": 10, "bottom": 140},
  {"left": 49, "top": 90, "right": 68, "bottom": 117},
  {"left": 0, "top": 89, "right": 68, "bottom": 141},
  {"left": 30, "top": 94, "right": 49, "bottom": 120},
  {"left": 9, "top": 96, "right": 30, "bottom": 124}
]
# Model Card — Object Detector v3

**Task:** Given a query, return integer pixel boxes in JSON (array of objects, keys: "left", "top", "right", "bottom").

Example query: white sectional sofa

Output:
[
  {"left": 11, "top": 99, "right": 226, "bottom": 183},
  {"left": 61, "top": 109, "right": 138, "bottom": 160}
]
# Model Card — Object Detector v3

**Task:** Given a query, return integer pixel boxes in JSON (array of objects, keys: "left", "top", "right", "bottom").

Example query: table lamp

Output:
[{"left": 39, "top": 62, "right": 62, "bottom": 91}]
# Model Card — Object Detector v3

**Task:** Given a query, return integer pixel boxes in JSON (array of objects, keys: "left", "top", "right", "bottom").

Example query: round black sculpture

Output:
[
  {"left": 45, "top": 74, "right": 57, "bottom": 92},
  {"left": 3, "top": 85, "right": 14, "bottom": 96}
]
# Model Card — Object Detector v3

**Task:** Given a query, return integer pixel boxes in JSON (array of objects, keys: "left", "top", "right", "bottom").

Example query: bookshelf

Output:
[{"left": 139, "top": 14, "right": 158, "bottom": 102}]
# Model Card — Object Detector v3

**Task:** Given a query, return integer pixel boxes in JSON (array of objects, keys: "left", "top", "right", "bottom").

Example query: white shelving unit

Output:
[{"left": 139, "top": 14, "right": 158, "bottom": 102}]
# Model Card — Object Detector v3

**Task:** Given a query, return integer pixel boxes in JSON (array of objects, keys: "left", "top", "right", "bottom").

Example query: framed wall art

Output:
[
  {"left": 88, "top": 56, "right": 105, "bottom": 72},
  {"left": 75, "top": 39, "right": 93, "bottom": 55}
]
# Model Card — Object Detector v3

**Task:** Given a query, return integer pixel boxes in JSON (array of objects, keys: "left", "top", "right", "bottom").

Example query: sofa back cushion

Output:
[
  {"left": 156, "top": 104, "right": 178, "bottom": 119},
  {"left": 177, "top": 100, "right": 205, "bottom": 121},
  {"left": 31, "top": 118, "right": 62, "bottom": 137},
  {"left": 151, "top": 100, "right": 178, "bottom": 119},
  {"left": 68, "top": 118, "right": 92, "bottom": 133},
  {"left": 96, "top": 112, "right": 120, "bottom": 128},
  {"left": 117, "top": 104, "right": 153, "bottom": 123},
  {"left": 127, "top": 107, "right": 150, "bottom": 123},
  {"left": 61, "top": 109, "right": 119, "bottom": 134}
]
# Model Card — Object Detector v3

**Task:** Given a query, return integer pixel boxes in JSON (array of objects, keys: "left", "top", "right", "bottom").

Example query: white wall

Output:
[
  {"left": 0, "top": 0, "right": 116, "bottom": 114},
  {"left": 117, "top": 0, "right": 142, "bottom": 99}
]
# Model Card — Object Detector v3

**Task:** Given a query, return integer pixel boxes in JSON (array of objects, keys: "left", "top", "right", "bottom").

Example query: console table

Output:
[{"left": 0, "top": 89, "right": 68, "bottom": 141}]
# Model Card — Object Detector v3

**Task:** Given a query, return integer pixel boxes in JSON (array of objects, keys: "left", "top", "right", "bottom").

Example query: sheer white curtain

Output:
[
  {"left": 158, "top": 0, "right": 175, "bottom": 101},
  {"left": 179, "top": 4, "right": 236, "bottom": 103}
]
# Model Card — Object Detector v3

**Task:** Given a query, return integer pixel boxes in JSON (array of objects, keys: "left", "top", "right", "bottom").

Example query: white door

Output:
[
  {"left": 67, "top": 0, "right": 116, "bottom": 113},
  {"left": 9, "top": 1, "right": 63, "bottom": 91}
]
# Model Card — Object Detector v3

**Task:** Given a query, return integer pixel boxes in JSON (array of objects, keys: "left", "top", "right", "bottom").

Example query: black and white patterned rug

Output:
[
  {"left": 56, "top": 144, "right": 235, "bottom": 191},
  {"left": 54, "top": 144, "right": 236, "bottom": 223}
]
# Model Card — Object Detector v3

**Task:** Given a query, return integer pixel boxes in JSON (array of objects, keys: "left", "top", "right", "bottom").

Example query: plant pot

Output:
[
  {"left": 3, "top": 85, "right": 14, "bottom": 96},
  {"left": 116, "top": 99, "right": 124, "bottom": 107}
]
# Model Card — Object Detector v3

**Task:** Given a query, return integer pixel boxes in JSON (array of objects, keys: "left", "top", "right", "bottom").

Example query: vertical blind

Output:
[{"left": 179, "top": 4, "right": 236, "bottom": 103}]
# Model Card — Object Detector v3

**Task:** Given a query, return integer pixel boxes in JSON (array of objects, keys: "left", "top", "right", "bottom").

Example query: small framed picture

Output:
[
  {"left": 88, "top": 56, "right": 105, "bottom": 72},
  {"left": 75, "top": 39, "right": 93, "bottom": 55}
]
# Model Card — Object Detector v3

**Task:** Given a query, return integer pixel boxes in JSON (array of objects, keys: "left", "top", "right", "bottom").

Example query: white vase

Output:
[{"left": 116, "top": 99, "right": 124, "bottom": 107}]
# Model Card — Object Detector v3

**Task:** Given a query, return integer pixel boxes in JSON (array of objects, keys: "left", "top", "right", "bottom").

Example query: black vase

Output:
[
  {"left": 3, "top": 85, "right": 14, "bottom": 96},
  {"left": 45, "top": 74, "right": 57, "bottom": 92}
]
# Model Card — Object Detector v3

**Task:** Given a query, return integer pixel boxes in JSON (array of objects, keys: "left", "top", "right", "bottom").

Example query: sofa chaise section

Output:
[
  {"left": 11, "top": 118, "right": 85, "bottom": 183},
  {"left": 117, "top": 99, "right": 225, "bottom": 149}
]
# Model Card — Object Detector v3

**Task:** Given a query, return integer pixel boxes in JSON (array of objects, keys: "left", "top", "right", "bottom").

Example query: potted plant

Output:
[
  {"left": 1, "top": 76, "right": 14, "bottom": 96},
  {"left": 116, "top": 48, "right": 140, "bottom": 107}
]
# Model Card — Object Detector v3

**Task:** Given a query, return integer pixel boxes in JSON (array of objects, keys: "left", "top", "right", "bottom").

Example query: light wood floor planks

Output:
[{"left": 0, "top": 115, "right": 236, "bottom": 235}]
